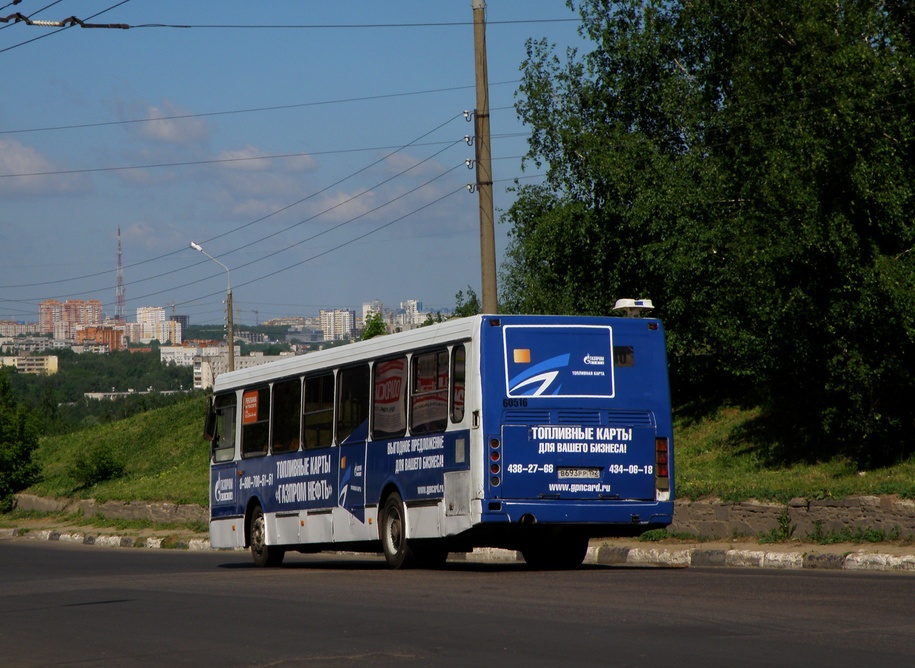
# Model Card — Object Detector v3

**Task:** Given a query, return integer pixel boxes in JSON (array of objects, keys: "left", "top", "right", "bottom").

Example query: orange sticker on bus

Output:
[{"left": 243, "top": 390, "right": 259, "bottom": 424}]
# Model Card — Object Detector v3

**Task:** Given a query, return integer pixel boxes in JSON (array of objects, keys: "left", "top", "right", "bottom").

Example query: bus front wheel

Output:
[
  {"left": 381, "top": 493, "right": 414, "bottom": 569},
  {"left": 250, "top": 505, "right": 284, "bottom": 567}
]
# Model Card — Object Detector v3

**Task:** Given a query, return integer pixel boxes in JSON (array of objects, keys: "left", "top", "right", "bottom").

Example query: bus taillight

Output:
[
  {"left": 655, "top": 437, "right": 670, "bottom": 491},
  {"left": 490, "top": 437, "right": 501, "bottom": 486}
]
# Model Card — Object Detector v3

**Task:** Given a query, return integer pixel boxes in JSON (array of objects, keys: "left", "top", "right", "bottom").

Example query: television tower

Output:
[{"left": 115, "top": 226, "right": 126, "bottom": 322}]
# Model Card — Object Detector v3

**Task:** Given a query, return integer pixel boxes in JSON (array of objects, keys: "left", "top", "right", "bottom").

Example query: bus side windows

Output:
[
  {"left": 337, "top": 364, "right": 370, "bottom": 445},
  {"left": 271, "top": 378, "right": 301, "bottom": 454},
  {"left": 303, "top": 373, "right": 334, "bottom": 449},
  {"left": 241, "top": 386, "right": 270, "bottom": 458},
  {"left": 451, "top": 344, "right": 465, "bottom": 423},
  {"left": 411, "top": 348, "right": 448, "bottom": 435},
  {"left": 212, "top": 393, "right": 236, "bottom": 463},
  {"left": 372, "top": 356, "right": 407, "bottom": 439}
]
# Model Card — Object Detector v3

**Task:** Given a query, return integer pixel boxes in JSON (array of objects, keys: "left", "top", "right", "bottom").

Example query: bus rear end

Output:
[{"left": 477, "top": 315, "right": 673, "bottom": 567}]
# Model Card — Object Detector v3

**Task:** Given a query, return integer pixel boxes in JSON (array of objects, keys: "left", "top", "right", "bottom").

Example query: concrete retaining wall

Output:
[
  {"left": 15, "top": 493, "right": 915, "bottom": 541},
  {"left": 670, "top": 496, "right": 915, "bottom": 540},
  {"left": 14, "top": 493, "right": 208, "bottom": 525}
]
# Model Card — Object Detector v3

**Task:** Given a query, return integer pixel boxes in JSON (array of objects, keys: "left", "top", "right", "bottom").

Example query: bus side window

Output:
[
  {"left": 451, "top": 344, "right": 465, "bottom": 423},
  {"left": 241, "top": 386, "right": 270, "bottom": 458},
  {"left": 613, "top": 346, "right": 635, "bottom": 367},
  {"left": 373, "top": 356, "right": 407, "bottom": 439},
  {"left": 411, "top": 349, "right": 448, "bottom": 434},
  {"left": 337, "top": 364, "right": 370, "bottom": 445},
  {"left": 303, "top": 373, "right": 334, "bottom": 449},
  {"left": 212, "top": 393, "right": 236, "bottom": 463},
  {"left": 271, "top": 378, "right": 302, "bottom": 453}
]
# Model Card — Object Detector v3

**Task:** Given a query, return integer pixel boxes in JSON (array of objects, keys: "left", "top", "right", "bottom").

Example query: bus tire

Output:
[
  {"left": 521, "top": 534, "right": 588, "bottom": 570},
  {"left": 380, "top": 492, "right": 414, "bottom": 569},
  {"left": 250, "top": 505, "right": 284, "bottom": 567}
]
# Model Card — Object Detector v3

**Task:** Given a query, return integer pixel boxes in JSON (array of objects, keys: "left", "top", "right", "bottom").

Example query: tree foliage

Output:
[
  {"left": 454, "top": 286, "right": 482, "bottom": 318},
  {"left": 504, "top": 0, "right": 915, "bottom": 465},
  {"left": 0, "top": 370, "right": 40, "bottom": 511},
  {"left": 8, "top": 349, "right": 195, "bottom": 435},
  {"left": 361, "top": 311, "right": 388, "bottom": 340}
]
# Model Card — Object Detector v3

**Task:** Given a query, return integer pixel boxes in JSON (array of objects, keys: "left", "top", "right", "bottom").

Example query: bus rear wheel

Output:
[
  {"left": 381, "top": 493, "right": 414, "bottom": 569},
  {"left": 250, "top": 505, "right": 284, "bottom": 567}
]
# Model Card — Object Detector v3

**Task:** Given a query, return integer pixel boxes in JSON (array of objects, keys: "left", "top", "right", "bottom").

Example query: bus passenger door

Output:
[
  {"left": 336, "top": 365, "right": 369, "bottom": 536},
  {"left": 209, "top": 394, "right": 244, "bottom": 548},
  {"left": 210, "top": 461, "right": 243, "bottom": 547}
]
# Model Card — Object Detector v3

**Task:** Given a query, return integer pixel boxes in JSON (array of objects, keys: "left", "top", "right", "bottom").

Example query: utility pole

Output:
[
  {"left": 226, "top": 289, "right": 235, "bottom": 372},
  {"left": 472, "top": 0, "right": 498, "bottom": 314},
  {"left": 115, "top": 226, "right": 125, "bottom": 322}
]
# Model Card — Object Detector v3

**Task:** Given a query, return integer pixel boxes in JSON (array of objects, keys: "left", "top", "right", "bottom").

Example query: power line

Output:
[
  {"left": 1, "top": 14, "right": 578, "bottom": 31},
  {"left": 0, "top": 111, "right": 467, "bottom": 291},
  {"left": 1, "top": 107, "right": 537, "bottom": 297},
  {"left": 0, "top": 0, "right": 131, "bottom": 52},
  {"left": 0, "top": 131, "right": 523, "bottom": 179},
  {"left": 0, "top": 81, "right": 521, "bottom": 136},
  {"left": 177, "top": 183, "right": 469, "bottom": 309},
  {"left": 128, "top": 160, "right": 468, "bottom": 307}
]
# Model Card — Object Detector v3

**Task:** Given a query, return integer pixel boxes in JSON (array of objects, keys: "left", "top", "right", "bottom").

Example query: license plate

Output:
[{"left": 557, "top": 467, "right": 601, "bottom": 479}]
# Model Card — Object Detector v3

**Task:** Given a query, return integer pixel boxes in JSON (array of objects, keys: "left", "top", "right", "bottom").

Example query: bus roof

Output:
[
  {"left": 211, "top": 313, "right": 659, "bottom": 393},
  {"left": 212, "top": 314, "right": 483, "bottom": 393}
]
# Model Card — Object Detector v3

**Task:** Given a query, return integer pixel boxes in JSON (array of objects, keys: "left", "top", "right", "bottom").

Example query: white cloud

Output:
[
  {"left": 379, "top": 151, "right": 447, "bottom": 179},
  {"left": 138, "top": 101, "right": 210, "bottom": 145},
  {"left": 215, "top": 144, "right": 316, "bottom": 173},
  {"left": 0, "top": 139, "right": 87, "bottom": 196}
]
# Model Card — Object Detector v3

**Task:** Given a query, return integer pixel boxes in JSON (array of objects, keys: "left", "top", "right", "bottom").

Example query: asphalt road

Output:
[{"left": 2, "top": 540, "right": 913, "bottom": 667}]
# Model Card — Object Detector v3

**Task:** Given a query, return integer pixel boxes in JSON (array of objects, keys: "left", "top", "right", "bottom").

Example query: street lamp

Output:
[{"left": 190, "top": 242, "right": 234, "bottom": 372}]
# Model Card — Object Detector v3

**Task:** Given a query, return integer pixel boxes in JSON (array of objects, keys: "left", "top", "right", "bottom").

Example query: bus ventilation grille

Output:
[
  {"left": 557, "top": 410, "right": 601, "bottom": 425},
  {"left": 605, "top": 410, "right": 655, "bottom": 427},
  {"left": 504, "top": 410, "right": 550, "bottom": 424}
]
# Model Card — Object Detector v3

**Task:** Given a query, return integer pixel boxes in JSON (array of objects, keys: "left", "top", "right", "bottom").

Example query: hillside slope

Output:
[
  {"left": 23, "top": 396, "right": 915, "bottom": 507},
  {"left": 29, "top": 394, "right": 210, "bottom": 507}
]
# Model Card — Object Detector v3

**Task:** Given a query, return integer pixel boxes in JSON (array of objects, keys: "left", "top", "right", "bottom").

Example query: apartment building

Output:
[
  {"left": 320, "top": 308, "right": 356, "bottom": 341},
  {"left": 39, "top": 299, "right": 103, "bottom": 336}
]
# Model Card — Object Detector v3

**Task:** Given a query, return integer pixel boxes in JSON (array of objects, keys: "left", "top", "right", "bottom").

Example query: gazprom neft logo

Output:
[
  {"left": 583, "top": 354, "right": 605, "bottom": 366},
  {"left": 214, "top": 474, "right": 234, "bottom": 503}
]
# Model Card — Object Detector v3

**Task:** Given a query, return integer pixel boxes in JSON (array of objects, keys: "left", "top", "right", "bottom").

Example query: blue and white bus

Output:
[{"left": 203, "top": 313, "right": 674, "bottom": 569}]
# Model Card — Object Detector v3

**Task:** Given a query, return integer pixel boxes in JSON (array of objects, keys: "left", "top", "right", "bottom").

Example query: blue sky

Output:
[{"left": 0, "top": 1, "right": 583, "bottom": 326}]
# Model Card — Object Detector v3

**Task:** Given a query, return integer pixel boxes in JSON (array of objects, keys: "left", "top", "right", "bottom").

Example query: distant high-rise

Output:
[
  {"left": 115, "top": 226, "right": 126, "bottom": 322},
  {"left": 320, "top": 308, "right": 355, "bottom": 341},
  {"left": 39, "top": 299, "right": 103, "bottom": 336}
]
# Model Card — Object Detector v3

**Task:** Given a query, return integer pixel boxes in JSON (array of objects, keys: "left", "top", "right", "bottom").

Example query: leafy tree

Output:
[
  {"left": 421, "top": 312, "right": 445, "bottom": 327},
  {"left": 0, "top": 370, "right": 40, "bottom": 511},
  {"left": 505, "top": 0, "right": 915, "bottom": 465},
  {"left": 454, "top": 286, "right": 482, "bottom": 318},
  {"left": 361, "top": 311, "right": 388, "bottom": 340},
  {"left": 8, "top": 350, "right": 195, "bottom": 436}
]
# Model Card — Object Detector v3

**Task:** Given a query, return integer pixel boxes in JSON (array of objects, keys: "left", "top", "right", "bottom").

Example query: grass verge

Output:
[{"left": 673, "top": 404, "right": 915, "bottom": 502}]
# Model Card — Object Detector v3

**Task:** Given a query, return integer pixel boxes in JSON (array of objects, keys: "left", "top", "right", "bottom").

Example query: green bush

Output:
[{"left": 72, "top": 444, "right": 126, "bottom": 489}]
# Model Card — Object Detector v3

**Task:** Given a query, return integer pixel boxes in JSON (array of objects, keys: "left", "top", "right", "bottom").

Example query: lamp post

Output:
[{"left": 190, "top": 242, "right": 234, "bottom": 372}]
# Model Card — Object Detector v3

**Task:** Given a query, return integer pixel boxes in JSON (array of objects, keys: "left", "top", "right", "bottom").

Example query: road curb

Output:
[
  {"left": 588, "top": 544, "right": 915, "bottom": 572},
  {"left": 4, "top": 528, "right": 915, "bottom": 572}
]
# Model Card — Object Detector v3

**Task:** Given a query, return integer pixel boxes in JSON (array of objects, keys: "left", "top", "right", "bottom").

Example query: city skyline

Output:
[{"left": 6, "top": 294, "right": 439, "bottom": 331}]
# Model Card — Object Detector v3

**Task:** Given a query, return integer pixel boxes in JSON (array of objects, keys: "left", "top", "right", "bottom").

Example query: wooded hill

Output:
[{"left": 502, "top": 1, "right": 915, "bottom": 466}]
